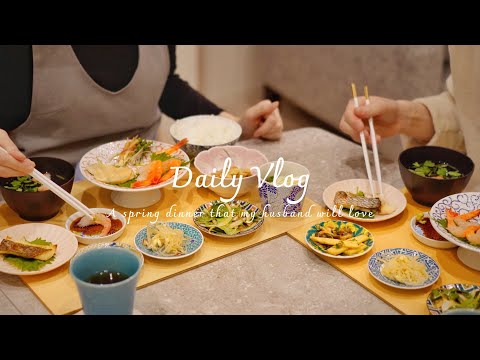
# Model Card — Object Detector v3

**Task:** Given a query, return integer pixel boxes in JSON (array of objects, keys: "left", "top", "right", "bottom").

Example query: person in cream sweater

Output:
[{"left": 339, "top": 45, "right": 480, "bottom": 191}]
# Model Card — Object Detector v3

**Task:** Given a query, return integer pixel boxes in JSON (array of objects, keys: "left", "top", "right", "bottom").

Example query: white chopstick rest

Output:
[{"left": 351, "top": 83, "right": 375, "bottom": 196}]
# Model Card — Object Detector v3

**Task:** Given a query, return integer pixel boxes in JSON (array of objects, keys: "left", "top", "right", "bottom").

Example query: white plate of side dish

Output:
[
  {"left": 323, "top": 179, "right": 407, "bottom": 223},
  {"left": 0, "top": 223, "right": 78, "bottom": 276}
]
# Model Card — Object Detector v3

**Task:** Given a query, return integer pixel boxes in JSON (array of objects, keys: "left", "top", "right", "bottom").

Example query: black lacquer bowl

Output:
[
  {"left": 398, "top": 146, "right": 474, "bottom": 206},
  {"left": 0, "top": 157, "right": 75, "bottom": 221}
]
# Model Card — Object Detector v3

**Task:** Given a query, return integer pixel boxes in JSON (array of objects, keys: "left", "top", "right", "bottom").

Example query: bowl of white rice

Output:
[{"left": 170, "top": 115, "right": 243, "bottom": 157}]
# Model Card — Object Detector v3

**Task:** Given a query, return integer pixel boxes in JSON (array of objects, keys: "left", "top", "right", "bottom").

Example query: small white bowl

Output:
[
  {"left": 410, "top": 212, "right": 457, "bottom": 249},
  {"left": 65, "top": 207, "right": 126, "bottom": 245},
  {"left": 170, "top": 115, "right": 242, "bottom": 158},
  {"left": 194, "top": 145, "right": 268, "bottom": 199}
]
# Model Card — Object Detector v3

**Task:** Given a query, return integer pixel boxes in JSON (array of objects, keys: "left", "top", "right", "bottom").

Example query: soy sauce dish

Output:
[{"left": 65, "top": 208, "right": 126, "bottom": 245}]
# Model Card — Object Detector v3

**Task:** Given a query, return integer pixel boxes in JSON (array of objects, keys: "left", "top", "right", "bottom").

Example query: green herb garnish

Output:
[
  {"left": 266, "top": 176, "right": 274, "bottom": 183},
  {"left": 409, "top": 160, "right": 463, "bottom": 179},
  {"left": 151, "top": 152, "right": 172, "bottom": 162},
  {"left": 135, "top": 138, "right": 153, "bottom": 153},
  {"left": 3, "top": 176, "right": 43, "bottom": 192},
  {"left": 116, "top": 177, "right": 139, "bottom": 188}
]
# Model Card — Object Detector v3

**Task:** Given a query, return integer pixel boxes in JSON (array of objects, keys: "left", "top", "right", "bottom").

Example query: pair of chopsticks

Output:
[
  {"left": 351, "top": 83, "right": 383, "bottom": 197},
  {"left": 0, "top": 147, "right": 95, "bottom": 220}
]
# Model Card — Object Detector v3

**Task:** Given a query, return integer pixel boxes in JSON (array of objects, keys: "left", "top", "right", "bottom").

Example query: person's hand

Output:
[
  {"left": 240, "top": 100, "right": 284, "bottom": 140},
  {"left": 339, "top": 96, "right": 401, "bottom": 144},
  {"left": 0, "top": 129, "right": 35, "bottom": 178}
]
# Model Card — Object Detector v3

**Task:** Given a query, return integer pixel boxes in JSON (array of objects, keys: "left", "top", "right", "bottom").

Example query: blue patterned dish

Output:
[
  {"left": 134, "top": 222, "right": 204, "bottom": 260},
  {"left": 305, "top": 221, "right": 374, "bottom": 259},
  {"left": 429, "top": 192, "right": 480, "bottom": 253},
  {"left": 426, "top": 283, "right": 480, "bottom": 315},
  {"left": 368, "top": 248, "right": 440, "bottom": 290},
  {"left": 410, "top": 212, "right": 457, "bottom": 249},
  {"left": 193, "top": 200, "right": 264, "bottom": 238}
]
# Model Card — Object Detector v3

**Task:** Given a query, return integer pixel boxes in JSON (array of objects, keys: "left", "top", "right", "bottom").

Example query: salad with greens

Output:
[
  {"left": 409, "top": 160, "right": 462, "bottom": 179},
  {"left": 195, "top": 201, "right": 263, "bottom": 236}
]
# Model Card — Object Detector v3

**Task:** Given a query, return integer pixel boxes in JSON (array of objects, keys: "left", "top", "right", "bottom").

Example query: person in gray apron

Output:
[{"left": 0, "top": 45, "right": 283, "bottom": 179}]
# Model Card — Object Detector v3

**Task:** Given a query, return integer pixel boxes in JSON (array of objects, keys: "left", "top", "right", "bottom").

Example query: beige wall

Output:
[
  {"left": 176, "top": 45, "right": 200, "bottom": 90},
  {"left": 175, "top": 45, "right": 263, "bottom": 116}
]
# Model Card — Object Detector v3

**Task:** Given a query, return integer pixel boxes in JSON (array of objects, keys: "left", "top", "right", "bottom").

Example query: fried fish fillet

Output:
[
  {"left": 0, "top": 237, "right": 57, "bottom": 261},
  {"left": 334, "top": 191, "right": 381, "bottom": 212}
]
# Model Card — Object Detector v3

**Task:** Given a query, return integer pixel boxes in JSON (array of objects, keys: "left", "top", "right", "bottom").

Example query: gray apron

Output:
[{"left": 9, "top": 45, "right": 170, "bottom": 165}]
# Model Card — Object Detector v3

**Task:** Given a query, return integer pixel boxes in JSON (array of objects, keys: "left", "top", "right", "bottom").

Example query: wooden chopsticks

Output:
[{"left": 351, "top": 83, "right": 383, "bottom": 196}]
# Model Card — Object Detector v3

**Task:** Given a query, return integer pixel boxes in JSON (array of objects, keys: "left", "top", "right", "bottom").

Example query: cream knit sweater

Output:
[{"left": 401, "top": 45, "right": 480, "bottom": 191}]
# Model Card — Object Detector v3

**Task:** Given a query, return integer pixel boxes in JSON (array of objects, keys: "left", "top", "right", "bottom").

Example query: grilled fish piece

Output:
[
  {"left": 334, "top": 191, "right": 381, "bottom": 212},
  {"left": 0, "top": 237, "right": 56, "bottom": 261}
]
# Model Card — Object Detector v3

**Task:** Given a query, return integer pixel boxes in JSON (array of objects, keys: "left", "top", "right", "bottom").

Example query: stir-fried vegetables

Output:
[
  {"left": 309, "top": 221, "right": 371, "bottom": 256},
  {"left": 195, "top": 201, "right": 263, "bottom": 235},
  {"left": 430, "top": 287, "right": 480, "bottom": 313}
]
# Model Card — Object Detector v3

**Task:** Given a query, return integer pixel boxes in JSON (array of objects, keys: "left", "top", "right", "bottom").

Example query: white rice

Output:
[{"left": 170, "top": 115, "right": 242, "bottom": 146}]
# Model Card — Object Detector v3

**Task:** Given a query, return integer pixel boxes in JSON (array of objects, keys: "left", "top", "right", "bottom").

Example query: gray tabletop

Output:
[{"left": 0, "top": 127, "right": 404, "bottom": 315}]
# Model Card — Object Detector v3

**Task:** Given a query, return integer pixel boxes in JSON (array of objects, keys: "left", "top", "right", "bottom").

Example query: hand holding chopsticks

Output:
[
  {"left": 350, "top": 83, "right": 383, "bottom": 197},
  {"left": 0, "top": 147, "right": 95, "bottom": 220}
]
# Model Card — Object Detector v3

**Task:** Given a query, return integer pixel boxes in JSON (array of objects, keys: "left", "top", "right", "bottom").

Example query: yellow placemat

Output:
[
  {"left": 287, "top": 190, "right": 480, "bottom": 315},
  {"left": 0, "top": 177, "right": 322, "bottom": 315}
]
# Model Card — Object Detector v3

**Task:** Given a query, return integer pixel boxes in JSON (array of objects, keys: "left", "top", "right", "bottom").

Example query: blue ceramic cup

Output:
[{"left": 70, "top": 247, "right": 142, "bottom": 315}]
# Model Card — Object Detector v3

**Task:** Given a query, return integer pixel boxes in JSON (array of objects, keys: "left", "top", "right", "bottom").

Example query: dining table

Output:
[{"left": 0, "top": 127, "right": 405, "bottom": 315}]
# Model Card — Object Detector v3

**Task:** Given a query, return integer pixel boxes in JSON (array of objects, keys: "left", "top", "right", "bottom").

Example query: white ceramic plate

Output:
[
  {"left": 410, "top": 212, "right": 457, "bottom": 249},
  {"left": 79, "top": 139, "right": 190, "bottom": 192},
  {"left": 322, "top": 179, "right": 407, "bottom": 223},
  {"left": 0, "top": 223, "right": 78, "bottom": 276}
]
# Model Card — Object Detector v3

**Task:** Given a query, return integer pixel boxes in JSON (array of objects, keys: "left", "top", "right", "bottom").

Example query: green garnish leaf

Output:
[
  {"left": 409, "top": 160, "right": 463, "bottom": 179},
  {"left": 436, "top": 218, "right": 448, "bottom": 228},
  {"left": 448, "top": 171, "right": 461, "bottom": 178},
  {"left": 151, "top": 152, "right": 172, "bottom": 162},
  {"left": 436, "top": 167, "right": 448, "bottom": 177},
  {"left": 4, "top": 255, "right": 55, "bottom": 272},
  {"left": 2, "top": 175, "right": 44, "bottom": 193},
  {"left": 116, "top": 177, "right": 138, "bottom": 188},
  {"left": 266, "top": 176, "right": 274, "bottom": 183},
  {"left": 30, "top": 238, "right": 52, "bottom": 246},
  {"left": 355, "top": 187, "right": 365, "bottom": 197}
]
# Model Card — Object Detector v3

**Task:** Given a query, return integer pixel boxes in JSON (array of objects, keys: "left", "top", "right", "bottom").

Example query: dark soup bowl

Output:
[
  {"left": 398, "top": 146, "right": 474, "bottom": 206},
  {"left": 0, "top": 157, "right": 75, "bottom": 221}
]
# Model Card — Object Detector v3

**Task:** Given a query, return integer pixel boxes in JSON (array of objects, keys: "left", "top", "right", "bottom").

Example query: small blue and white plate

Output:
[
  {"left": 368, "top": 248, "right": 440, "bottom": 290},
  {"left": 429, "top": 192, "right": 480, "bottom": 253},
  {"left": 193, "top": 200, "right": 264, "bottom": 238},
  {"left": 426, "top": 283, "right": 480, "bottom": 315},
  {"left": 134, "top": 222, "right": 203, "bottom": 260}
]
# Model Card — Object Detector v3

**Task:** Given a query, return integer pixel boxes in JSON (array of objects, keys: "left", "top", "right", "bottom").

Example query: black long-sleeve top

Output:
[{"left": 0, "top": 45, "right": 223, "bottom": 132}]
